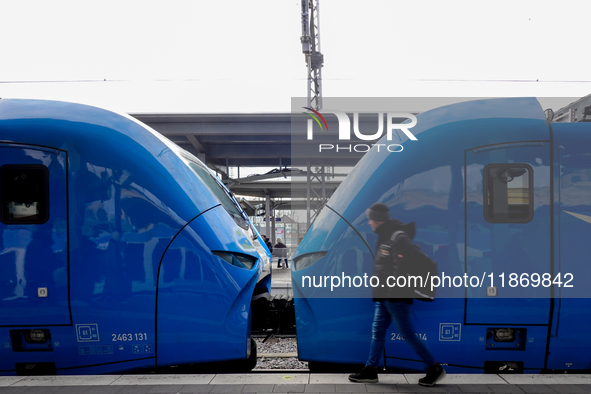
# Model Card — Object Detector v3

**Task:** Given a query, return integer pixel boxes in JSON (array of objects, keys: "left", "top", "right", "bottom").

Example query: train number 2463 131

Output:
[{"left": 111, "top": 333, "right": 148, "bottom": 342}]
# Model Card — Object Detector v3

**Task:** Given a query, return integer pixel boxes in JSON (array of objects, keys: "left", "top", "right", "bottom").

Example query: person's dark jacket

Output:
[
  {"left": 372, "top": 219, "right": 416, "bottom": 303},
  {"left": 264, "top": 240, "right": 273, "bottom": 253},
  {"left": 274, "top": 241, "right": 287, "bottom": 250}
]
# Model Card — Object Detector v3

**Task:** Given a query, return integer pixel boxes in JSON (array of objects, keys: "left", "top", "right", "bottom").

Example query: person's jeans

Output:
[{"left": 366, "top": 300, "right": 436, "bottom": 368}]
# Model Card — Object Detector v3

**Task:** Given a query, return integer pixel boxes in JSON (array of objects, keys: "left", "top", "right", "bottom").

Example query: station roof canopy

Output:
[
  {"left": 131, "top": 112, "right": 365, "bottom": 168},
  {"left": 130, "top": 112, "right": 366, "bottom": 200}
]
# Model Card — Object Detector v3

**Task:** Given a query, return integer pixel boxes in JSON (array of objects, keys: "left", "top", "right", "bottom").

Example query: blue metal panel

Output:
[{"left": 0, "top": 145, "right": 70, "bottom": 326}]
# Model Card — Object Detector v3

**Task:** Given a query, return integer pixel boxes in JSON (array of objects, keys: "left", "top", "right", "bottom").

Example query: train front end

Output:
[{"left": 0, "top": 98, "right": 265, "bottom": 375}]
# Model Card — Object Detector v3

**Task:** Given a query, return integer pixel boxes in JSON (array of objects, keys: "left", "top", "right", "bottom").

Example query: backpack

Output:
[{"left": 391, "top": 231, "right": 437, "bottom": 302}]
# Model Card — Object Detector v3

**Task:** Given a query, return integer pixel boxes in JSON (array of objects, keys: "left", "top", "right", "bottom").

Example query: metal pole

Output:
[
  {"left": 306, "top": 159, "right": 311, "bottom": 229},
  {"left": 272, "top": 210, "right": 276, "bottom": 245},
  {"left": 265, "top": 195, "right": 270, "bottom": 238},
  {"left": 321, "top": 165, "right": 326, "bottom": 200},
  {"left": 313, "top": 0, "right": 322, "bottom": 110}
]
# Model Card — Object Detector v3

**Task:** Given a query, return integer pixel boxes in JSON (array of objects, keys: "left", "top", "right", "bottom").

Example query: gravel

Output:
[{"left": 254, "top": 337, "right": 309, "bottom": 370}]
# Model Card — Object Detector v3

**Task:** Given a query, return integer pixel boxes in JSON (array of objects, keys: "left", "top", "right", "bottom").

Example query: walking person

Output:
[
  {"left": 274, "top": 238, "right": 288, "bottom": 269},
  {"left": 348, "top": 202, "right": 445, "bottom": 386}
]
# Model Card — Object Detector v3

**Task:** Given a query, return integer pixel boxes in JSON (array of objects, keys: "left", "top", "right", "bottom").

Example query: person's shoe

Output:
[
  {"left": 277, "top": 265, "right": 281, "bottom": 269},
  {"left": 348, "top": 366, "right": 378, "bottom": 383},
  {"left": 418, "top": 364, "right": 446, "bottom": 386}
]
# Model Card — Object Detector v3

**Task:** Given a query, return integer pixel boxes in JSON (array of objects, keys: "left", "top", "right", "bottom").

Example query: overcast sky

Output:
[{"left": 1, "top": 0, "right": 590, "bottom": 113}]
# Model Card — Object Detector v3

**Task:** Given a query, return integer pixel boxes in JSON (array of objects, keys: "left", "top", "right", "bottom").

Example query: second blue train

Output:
[{"left": 293, "top": 97, "right": 591, "bottom": 373}]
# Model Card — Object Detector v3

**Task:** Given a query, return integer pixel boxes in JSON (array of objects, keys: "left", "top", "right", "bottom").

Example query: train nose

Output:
[
  {"left": 291, "top": 206, "right": 378, "bottom": 363},
  {"left": 292, "top": 206, "right": 375, "bottom": 299},
  {"left": 156, "top": 205, "right": 262, "bottom": 367}
]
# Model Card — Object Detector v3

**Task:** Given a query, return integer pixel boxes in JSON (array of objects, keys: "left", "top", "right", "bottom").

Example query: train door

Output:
[
  {"left": 0, "top": 144, "right": 70, "bottom": 326},
  {"left": 465, "top": 142, "right": 551, "bottom": 325}
]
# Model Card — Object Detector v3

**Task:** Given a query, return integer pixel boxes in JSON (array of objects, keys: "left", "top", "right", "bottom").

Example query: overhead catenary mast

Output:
[
  {"left": 301, "top": 0, "right": 327, "bottom": 229},
  {"left": 301, "top": 0, "right": 324, "bottom": 111}
]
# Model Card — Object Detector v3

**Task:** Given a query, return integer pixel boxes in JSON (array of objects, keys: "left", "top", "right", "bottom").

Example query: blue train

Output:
[
  {"left": 0, "top": 99, "right": 271, "bottom": 375},
  {"left": 293, "top": 97, "right": 591, "bottom": 373}
]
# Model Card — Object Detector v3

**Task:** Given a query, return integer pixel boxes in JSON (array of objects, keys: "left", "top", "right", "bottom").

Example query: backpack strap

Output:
[
  {"left": 390, "top": 230, "right": 408, "bottom": 244},
  {"left": 390, "top": 230, "right": 413, "bottom": 260}
]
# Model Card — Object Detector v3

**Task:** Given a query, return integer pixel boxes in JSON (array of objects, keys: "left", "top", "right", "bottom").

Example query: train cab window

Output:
[
  {"left": 484, "top": 164, "right": 533, "bottom": 223},
  {"left": 0, "top": 165, "right": 49, "bottom": 224},
  {"left": 185, "top": 160, "right": 248, "bottom": 229}
]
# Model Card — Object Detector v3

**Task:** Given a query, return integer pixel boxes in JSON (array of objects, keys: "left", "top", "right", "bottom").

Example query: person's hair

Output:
[{"left": 276, "top": 238, "right": 283, "bottom": 243}]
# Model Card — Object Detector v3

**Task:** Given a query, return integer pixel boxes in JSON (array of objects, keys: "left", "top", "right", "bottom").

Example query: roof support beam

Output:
[{"left": 186, "top": 134, "right": 208, "bottom": 154}]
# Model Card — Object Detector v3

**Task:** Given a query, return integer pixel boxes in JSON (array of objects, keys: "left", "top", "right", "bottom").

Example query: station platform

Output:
[
  {"left": 2, "top": 373, "right": 591, "bottom": 393},
  {"left": 270, "top": 263, "right": 293, "bottom": 297},
  {"left": 4, "top": 269, "right": 589, "bottom": 393}
]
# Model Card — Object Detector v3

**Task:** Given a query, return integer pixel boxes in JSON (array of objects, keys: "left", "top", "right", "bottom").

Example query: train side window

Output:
[
  {"left": 0, "top": 165, "right": 49, "bottom": 225},
  {"left": 484, "top": 164, "right": 533, "bottom": 223}
]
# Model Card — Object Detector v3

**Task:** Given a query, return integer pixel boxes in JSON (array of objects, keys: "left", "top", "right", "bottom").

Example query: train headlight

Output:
[
  {"left": 213, "top": 251, "right": 257, "bottom": 270},
  {"left": 292, "top": 251, "right": 327, "bottom": 271}
]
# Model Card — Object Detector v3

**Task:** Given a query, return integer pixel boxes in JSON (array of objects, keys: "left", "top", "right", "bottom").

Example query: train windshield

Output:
[{"left": 185, "top": 160, "right": 249, "bottom": 229}]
